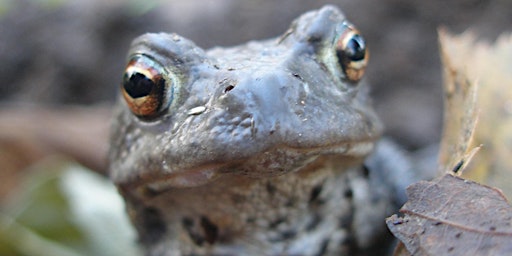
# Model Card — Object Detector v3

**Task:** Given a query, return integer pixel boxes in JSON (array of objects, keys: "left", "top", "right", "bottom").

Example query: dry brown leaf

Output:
[
  {"left": 392, "top": 242, "right": 412, "bottom": 256},
  {"left": 387, "top": 174, "right": 512, "bottom": 256},
  {"left": 438, "top": 30, "right": 512, "bottom": 197},
  {"left": 387, "top": 30, "right": 512, "bottom": 256},
  {"left": 437, "top": 28, "right": 480, "bottom": 175}
]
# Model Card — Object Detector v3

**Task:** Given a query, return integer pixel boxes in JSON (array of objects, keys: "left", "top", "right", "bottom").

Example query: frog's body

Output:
[{"left": 110, "top": 6, "right": 410, "bottom": 255}]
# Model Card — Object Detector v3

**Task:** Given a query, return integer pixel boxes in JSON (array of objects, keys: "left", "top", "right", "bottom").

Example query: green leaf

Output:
[{"left": 0, "top": 158, "right": 141, "bottom": 256}]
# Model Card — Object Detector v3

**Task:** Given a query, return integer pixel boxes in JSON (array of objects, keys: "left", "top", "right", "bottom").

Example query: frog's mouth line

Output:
[{"left": 121, "top": 140, "right": 375, "bottom": 196}]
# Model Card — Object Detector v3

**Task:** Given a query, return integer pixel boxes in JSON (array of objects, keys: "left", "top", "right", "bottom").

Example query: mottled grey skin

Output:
[{"left": 109, "top": 6, "right": 403, "bottom": 256}]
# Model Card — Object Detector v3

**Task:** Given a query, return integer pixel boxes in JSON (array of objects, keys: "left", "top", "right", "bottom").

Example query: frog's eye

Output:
[
  {"left": 121, "top": 55, "right": 172, "bottom": 117},
  {"left": 335, "top": 25, "right": 368, "bottom": 84}
]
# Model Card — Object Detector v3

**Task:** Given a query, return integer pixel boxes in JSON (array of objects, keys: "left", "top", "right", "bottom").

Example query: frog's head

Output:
[{"left": 109, "top": 5, "right": 382, "bottom": 194}]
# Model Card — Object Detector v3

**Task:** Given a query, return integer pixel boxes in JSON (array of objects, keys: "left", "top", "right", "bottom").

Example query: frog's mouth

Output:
[{"left": 120, "top": 140, "right": 375, "bottom": 197}]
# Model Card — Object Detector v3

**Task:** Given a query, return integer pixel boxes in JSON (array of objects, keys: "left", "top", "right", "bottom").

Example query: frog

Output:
[{"left": 109, "top": 5, "right": 412, "bottom": 256}]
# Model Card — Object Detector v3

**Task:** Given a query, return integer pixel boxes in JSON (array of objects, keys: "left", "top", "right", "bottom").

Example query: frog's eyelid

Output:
[
  {"left": 277, "top": 27, "right": 295, "bottom": 45},
  {"left": 279, "top": 6, "right": 345, "bottom": 48},
  {"left": 133, "top": 53, "right": 177, "bottom": 78},
  {"left": 130, "top": 33, "right": 208, "bottom": 70}
]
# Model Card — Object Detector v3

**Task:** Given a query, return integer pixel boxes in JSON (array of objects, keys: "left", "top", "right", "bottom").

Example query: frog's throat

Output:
[{"left": 122, "top": 140, "right": 375, "bottom": 196}]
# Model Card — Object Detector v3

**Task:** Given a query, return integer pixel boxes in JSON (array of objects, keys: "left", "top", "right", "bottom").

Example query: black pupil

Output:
[
  {"left": 345, "top": 34, "right": 366, "bottom": 61},
  {"left": 123, "top": 72, "right": 155, "bottom": 98}
]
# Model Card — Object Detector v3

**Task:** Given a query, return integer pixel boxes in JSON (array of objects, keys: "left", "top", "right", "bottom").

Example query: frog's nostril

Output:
[
  {"left": 292, "top": 73, "right": 304, "bottom": 81},
  {"left": 219, "top": 78, "right": 237, "bottom": 93},
  {"left": 224, "top": 85, "right": 235, "bottom": 93}
]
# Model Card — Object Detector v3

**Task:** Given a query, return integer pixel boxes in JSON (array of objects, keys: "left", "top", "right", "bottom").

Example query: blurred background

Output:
[{"left": 0, "top": 0, "right": 511, "bottom": 255}]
